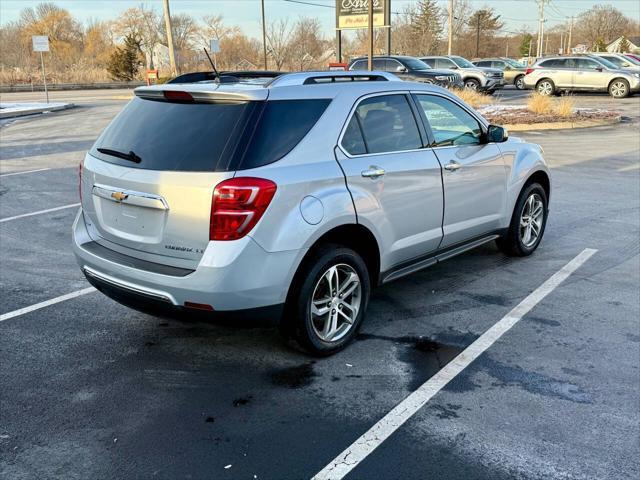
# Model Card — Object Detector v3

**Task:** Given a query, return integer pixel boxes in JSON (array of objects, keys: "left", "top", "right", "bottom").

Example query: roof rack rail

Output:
[{"left": 267, "top": 71, "right": 398, "bottom": 87}]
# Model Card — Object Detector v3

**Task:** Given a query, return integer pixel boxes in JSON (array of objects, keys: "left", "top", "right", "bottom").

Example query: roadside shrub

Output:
[
  {"left": 554, "top": 94, "right": 575, "bottom": 118},
  {"left": 450, "top": 87, "right": 493, "bottom": 109},
  {"left": 527, "top": 93, "right": 553, "bottom": 115}
]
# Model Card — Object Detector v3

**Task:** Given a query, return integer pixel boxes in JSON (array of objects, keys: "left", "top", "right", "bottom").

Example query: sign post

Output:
[
  {"left": 209, "top": 39, "right": 220, "bottom": 69},
  {"left": 335, "top": 1, "right": 390, "bottom": 67},
  {"left": 32, "top": 35, "right": 49, "bottom": 104}
]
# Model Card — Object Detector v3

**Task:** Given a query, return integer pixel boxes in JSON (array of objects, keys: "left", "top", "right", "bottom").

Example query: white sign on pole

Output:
[
  {"left": 209, "top": 39, "right": 220, "bottom": 53},
  {"left": 32, "top": 35, "right": 49, "bottom": 52}
]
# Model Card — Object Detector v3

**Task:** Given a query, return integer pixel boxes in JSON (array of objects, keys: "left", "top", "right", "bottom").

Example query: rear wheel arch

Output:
[{"left": 290, "top": 224, "right": 381, "bottom": 294}]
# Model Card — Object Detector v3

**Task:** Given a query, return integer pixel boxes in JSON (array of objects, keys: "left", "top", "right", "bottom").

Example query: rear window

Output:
[{"left": 91, "top": 97, "right": 330, "bottom": 172}]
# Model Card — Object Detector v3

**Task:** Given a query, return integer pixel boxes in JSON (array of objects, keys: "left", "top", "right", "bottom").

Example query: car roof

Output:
[{"left": 134, "top": 71, "right": 451, "bottom": 102}]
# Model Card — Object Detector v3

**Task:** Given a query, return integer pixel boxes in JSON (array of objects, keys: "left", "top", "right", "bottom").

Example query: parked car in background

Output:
[
  {"left": 73, "top": 71, "right": 550, "bottom": 355},
  {"left": 523, "top": 55, "right": 640, "bottom": 98},
  {"left": 589, "top": 52, "right": 640, "bottom": 72},
  {"left": 473, "top": 57, "right": 528, "bottom": 89},
  {"left": 420, "top": 55, "right": 505, "bottom": 93},
  {"left": 624, "top": 53, "right": 640, "bottom": 63},
  {"left": 348, "top": 56, "right": 463, "bottom": 89}
]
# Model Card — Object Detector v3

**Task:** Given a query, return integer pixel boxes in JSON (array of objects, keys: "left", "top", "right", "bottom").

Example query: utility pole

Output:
[
  {"left": 567, "top": 16, "right": 573, "bottom": 54},
  {"left": 367, "top": 0, "right": 374, "bottom": 70},
  {"left": 162, "top": 0, "right": 178, "bottom": 77},
  {"left": 505, "top": 42, "right": 509, "bottom": 57},
  {"left": 447, "top": 0, "right": 453, "bottom": 55},
  {"left": 535, "top": 0, "right": 548, "bottom": 58},
  {"left": 261, "top": 0, "right": 268, "bottom": 70},
  {"left": 475, "top": 14, "right": 481, "bottom": 58},
  {"left": 560, "top": 32, "right": 564, "bottom": 54}
]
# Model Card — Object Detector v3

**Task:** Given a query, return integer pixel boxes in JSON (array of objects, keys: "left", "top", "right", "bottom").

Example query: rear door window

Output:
[
  {"left": 350, "top": 60, "right": 367, "bottom": 70},
  {"left": 346, "top": 94, "right": 422, "bottom": 155}
]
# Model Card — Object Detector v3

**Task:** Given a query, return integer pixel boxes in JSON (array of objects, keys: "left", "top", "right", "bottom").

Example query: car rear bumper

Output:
[{"left": 72, "top": 209, "right": 303, "bottom": 312}]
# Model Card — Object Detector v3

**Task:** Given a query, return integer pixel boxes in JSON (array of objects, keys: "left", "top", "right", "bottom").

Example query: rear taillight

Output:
[
  {"left": 525, "top": 68, "right": 535, "bottom": 75},
  {"left": 210, "top": 177, "right": 277, "bottom": 241},
  {"left": 78, "top": 161, "right": 83, "bottom": 202}
]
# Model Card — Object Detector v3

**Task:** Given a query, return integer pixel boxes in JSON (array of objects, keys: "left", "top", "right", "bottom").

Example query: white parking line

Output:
[
  {"left": 0, "top": 203, "right": 80, "bottom": 223},
  {"left": 0, "top": 287, "right": 96, "bottom": 322},
  {"left": 312, "top": 248, "right": 597, "bottom": 480},
  {"left": 0, "top": 168, "right": 51, "bottom": 177}
]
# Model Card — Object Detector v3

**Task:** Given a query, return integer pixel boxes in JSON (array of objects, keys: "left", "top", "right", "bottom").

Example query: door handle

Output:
[
  {"left": 361, "top": 166, "right": 386, "bottom": 178},
  {"left": 443, "top": 161, "right": 462, "bottom": 172}
]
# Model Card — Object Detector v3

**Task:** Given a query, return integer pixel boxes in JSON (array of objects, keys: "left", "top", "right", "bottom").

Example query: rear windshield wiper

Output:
[{"left": 97, "top": 148, "right": 142, "bottom": 163}]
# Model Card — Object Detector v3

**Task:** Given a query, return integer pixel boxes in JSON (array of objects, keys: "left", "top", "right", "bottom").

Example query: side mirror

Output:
[
  {"left": 449, "top": 65, "right": 458, "bottom": 69},
  {"left": 595, "top": 67, "right": 603, "bottom": 72},
  {"left": 396, "top": 65, "right": 408, "bottom": 73},
  {"left": 487, "top": 125, "right": 508, "bottom": 143},
  {"left": 505, "top": 65, "right": 512, "bottom": 70}
]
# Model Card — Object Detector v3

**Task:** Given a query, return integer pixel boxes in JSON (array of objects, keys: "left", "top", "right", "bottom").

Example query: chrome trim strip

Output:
[
  {"left": 92, "top": 184, "right": 169, "bottom": 211},
  {"left": 83, "top": 266, "right": 177, "bottom": 305}
]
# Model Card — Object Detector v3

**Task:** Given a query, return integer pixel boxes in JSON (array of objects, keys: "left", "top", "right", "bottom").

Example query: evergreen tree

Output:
[
  {"left": 519, "top": 33, "right": 533, "bottom": 57},
  {"left": 408, "top": 0, "right": 443, "bottom": 54},
  {"left": 593, "top": 37, "right": 607, "bottom": 52},
  {"left": 107, "top": 35, "right": 139, "bottom": 81}
]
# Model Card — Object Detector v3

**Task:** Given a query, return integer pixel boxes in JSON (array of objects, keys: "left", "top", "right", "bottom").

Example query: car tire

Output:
[
  {"left": 609, "top": 78, "right": 630, "bottom": 98},
  {"left": 536, "top": 79, "right": 555, "bottom": 96},
  {"left": 464, "top": 78, "right": 480, "bottom": 90},
  {"left": 281, "top": 244, "right": 370, "bottom": 356},
  {"left": 497, "top": 183, "right": 548, "bottom": 257},
  {"left": 515, "top": 75, "right": 525, "bottom": 90}
]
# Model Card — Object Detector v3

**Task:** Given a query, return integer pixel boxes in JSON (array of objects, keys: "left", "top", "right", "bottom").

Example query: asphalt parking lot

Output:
[{"left": 1, "top": 87, "right": 639, "bottom": 479}]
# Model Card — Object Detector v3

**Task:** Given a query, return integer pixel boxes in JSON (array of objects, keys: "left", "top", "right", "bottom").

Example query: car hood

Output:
[
  {"left": 462, "top": 66, "right": 502, "bottom": 75},
  {"left": 410, "top": 69, "right": 457, "bottom": 76}
]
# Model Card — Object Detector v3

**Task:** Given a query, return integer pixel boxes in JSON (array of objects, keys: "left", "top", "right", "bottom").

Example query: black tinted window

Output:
[
  {"left": 350, "top": 60, "right": 367, "bottom": 70},
  {"left": 240, "top": 99, "right": 330, "bottom": 169},
  {"left": 92, "top": 97, "right": 329, "bottom": 172},
  {"left": 341, "top": 116, "right": 367, "bottom": 155},
  {"left": 91, "top": 97, "right": 253, "bottom": 171},
  {"left": 475, "top": 61, "right": 491, "bottom": 67},
  {"left": 354, "top": 95, "right": 422, "bottom": 154}
]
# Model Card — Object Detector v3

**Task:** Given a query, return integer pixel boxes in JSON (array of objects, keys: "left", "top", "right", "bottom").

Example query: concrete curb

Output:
[
  {"left": 504, "top": 116, "right": 622, "bottom": 131},
  {"left": 0, "top": 102, "right": 75, "bottom": 119}
]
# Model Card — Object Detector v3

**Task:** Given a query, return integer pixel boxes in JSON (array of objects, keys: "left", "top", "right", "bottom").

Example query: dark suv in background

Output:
[{"left": 348, "top": 55, "right": 463, "bottom": 89}]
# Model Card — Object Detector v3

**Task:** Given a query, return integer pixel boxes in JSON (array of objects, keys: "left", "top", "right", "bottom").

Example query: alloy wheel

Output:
[
  {"left": 516, "top": 76, "right": 524, "bottom": 89},
  {"left": 465, "top": 80, "right": 479, "bottom": 90},
  {"left": 537, "top": 81, "right": 552, "bottom": 96},
  {"left": 310, "top": 264, "right": 361, "bottom": 343},
  {"left": 519, "top": 193, "right": 544, "bottom": 248},
  {"left": 611, "top": 81, "right": 627, "bottom": 98}
]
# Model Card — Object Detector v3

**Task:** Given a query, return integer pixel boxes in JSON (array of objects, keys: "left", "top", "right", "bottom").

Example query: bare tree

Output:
[
  {"left": 266, "top": 19, "right": 293, "bottom": 70},
  {"left": 288, "top": 17, "right": 327, "bottom": 70},
  {"left": 574, "top": 4, "right": 635, "bottom": 49},
  {"left": 112, "top": 4, "right": 161, "bottom": 69}
]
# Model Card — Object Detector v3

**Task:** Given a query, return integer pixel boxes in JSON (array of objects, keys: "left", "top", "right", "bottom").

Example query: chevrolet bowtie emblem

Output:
[{"left": 111, "top": 191, "right": 128, "bottom": 202}]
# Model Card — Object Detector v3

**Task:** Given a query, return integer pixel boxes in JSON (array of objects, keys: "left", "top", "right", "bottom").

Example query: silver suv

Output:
[
  {"left": 73, "top": 71, "right": 550, "bottom": 355},
  {"left": 420, "top": 55, "right": 505, "bottom": 93},
  {"left": 523, "top": 55, "right": 640, "bottom": 98}
]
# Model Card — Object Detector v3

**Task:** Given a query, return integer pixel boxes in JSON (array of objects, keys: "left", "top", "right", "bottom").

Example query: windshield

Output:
[
  {"left": 403, "top": 58, "right": 432, "bottom": 70},
  {"left": 593, "top": 56, "right": 622, "bottom": 70},
  {"left": 450, "top": 56, "right": 475, "bottom": 68}
]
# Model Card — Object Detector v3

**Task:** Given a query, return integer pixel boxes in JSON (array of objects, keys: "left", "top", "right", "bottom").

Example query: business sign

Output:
[
  {"left": 32, "top": 35, "right": 49, "bottom": 52},
  {"left": 336, "top": 0, "right": 389, "bottom": 30},
  {"left": 209, "top": 38, "right": 220, "bottom": 53}
]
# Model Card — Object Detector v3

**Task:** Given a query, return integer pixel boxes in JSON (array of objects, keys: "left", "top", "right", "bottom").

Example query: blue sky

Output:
[{"left": 1, "top": 0, "right": 639, "bottom": 38}]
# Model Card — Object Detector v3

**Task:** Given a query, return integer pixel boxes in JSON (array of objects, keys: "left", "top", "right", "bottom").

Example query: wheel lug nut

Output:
[
  {"left": 338, "top": 304, "right": 343, "bottom": 309},
  {"left": 331, "top": 309, "right": 336, "bottom": 314}
]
